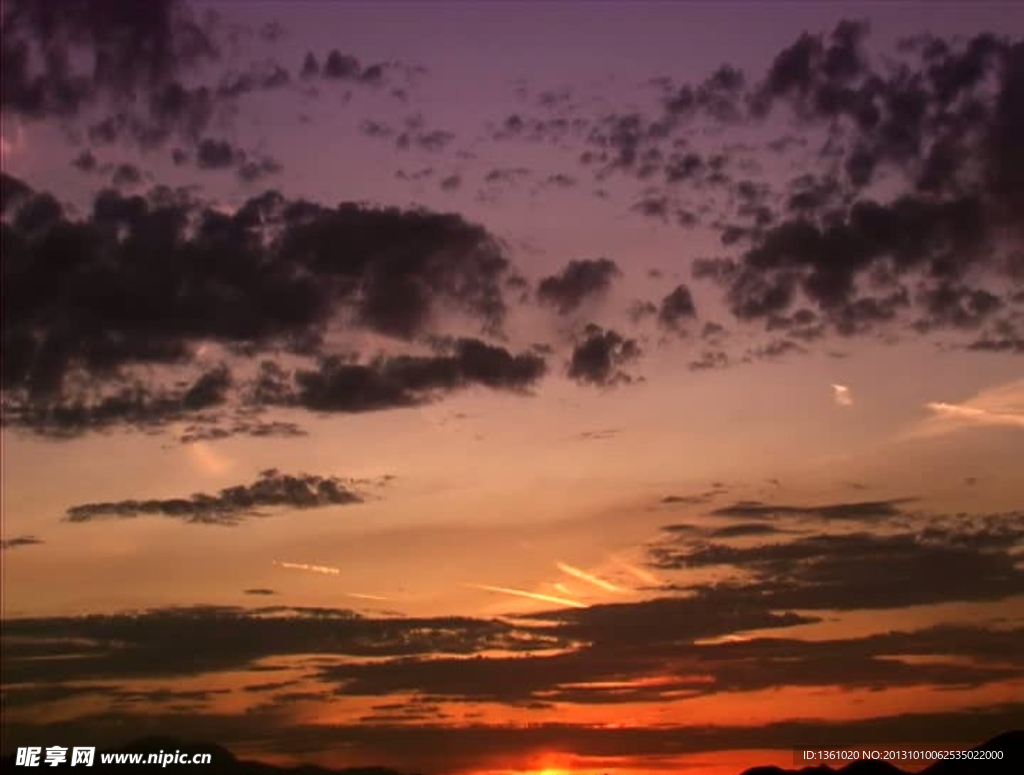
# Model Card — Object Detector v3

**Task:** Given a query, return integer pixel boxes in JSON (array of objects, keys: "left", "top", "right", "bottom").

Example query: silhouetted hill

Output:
[
  {"left": 740, "top": 759, "right": 904, "bottom": 775},
  {"left": 0, "top": 736, "right": 419, "bottom": 775},
  {"left": 2, "top": 730, "right": 1019, "bottom": 774},
  {"left": 739, "top": 729, "right": 1023, "bottom": 775},
  {"left": 921, "top": 729, "right": 1024, "bottom": 775}
]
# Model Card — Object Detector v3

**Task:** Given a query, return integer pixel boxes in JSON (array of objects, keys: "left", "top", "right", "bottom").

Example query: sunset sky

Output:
[{"left": 2, "top": 1, "right": 1024, "bottom": 773}]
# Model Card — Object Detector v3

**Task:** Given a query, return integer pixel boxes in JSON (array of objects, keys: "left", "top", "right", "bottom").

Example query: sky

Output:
[{"left": 2, "top": 1, "right": 1024, "bottom": 773}]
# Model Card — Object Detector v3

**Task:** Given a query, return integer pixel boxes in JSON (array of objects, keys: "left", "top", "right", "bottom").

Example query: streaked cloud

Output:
[
  {"left": 908, "top": 379, "right": 1024, "bottom": 437},
  {"left": 470, "top": 583, "right": 587, "bottom": 609},
  {"left": 556, "top": 561, "right": 623, "bottom": 593},
  {"left": 1, "top": 535, "right": 43, "bottom": 550},
  {"left": 275, "top": 560, "right": 342, "bottom": 576},
  {"left": 611, "top": 559, "right": 659, "bottom": 586}
]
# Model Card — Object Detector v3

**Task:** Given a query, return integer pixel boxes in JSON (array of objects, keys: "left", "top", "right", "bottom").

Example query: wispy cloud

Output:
[
  {"left": 470, "top": 583, "right": 587, "bottom": 609},
  {"left": 608, "top": 555, "right": 661, "bottom": 586},
  {"left": 832, "top": 383, "right": 853, "bottom": 407},
  {"left": 556, "top": 561, "right": 623, "bottom": 593},
  {"left": 275, "top": 560, "right": 342, "bottom": 575},
  {"left": 275, "top": 561, "right": 390, "bottom": 600},
  {"left": 907, "top": 379, "right": 1024, "bottom": 437}
]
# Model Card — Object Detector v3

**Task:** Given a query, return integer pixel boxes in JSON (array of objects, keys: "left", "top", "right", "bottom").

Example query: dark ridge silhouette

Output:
[
  {"left": 0, "top": 736, "right": 419, "bottom": 774},
  {"left": 739, "top": 730, "right": 1023, "bottom": 775},
  {"left": 920, "top": 730, "right": 1024, "bottom": 775},
  {"left": 1, "top": 731, "right": 1019, "bottom": 773},
  {"left": 741, "top": 761, "right": 903, "bottom": 775}
]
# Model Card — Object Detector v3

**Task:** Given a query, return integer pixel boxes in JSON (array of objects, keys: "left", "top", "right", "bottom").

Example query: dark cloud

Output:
[
  {"left": 259, "top": 21, "right": 286, "bottom": 42},
  {"left": 306, "top": 586, "right": 1022, "bottom": 712},
  {"left": 711, "top": 25, "right": 1024, "bottom": 342},
  {"left": 765, "top": 308, "right": 826, "bottom": 341},
  {"left": 395, "top": 167, "right": 434, "bottom": 182},
  {"left": 915, "top": 283, "right": 1003, "bottom": 331},
  {"left": 662, "top": 65, "right": 747, "bottom": 123},
  {"left": 542, "top": 173, "right": 576, "bottom": 189},
  {"left": 660, "top": 493, "right": 715, "bottom": 506},
  {"left": 178, "top": 418, "right": 306, "bottom": 444},
  {"left": 505, "top": 23, "right": 1024, "bottom": 349},
  {"left": 255, "top": 338, "right": 546, "bottom": 414},
  {"left": 298, "top": 48, "right": 392, "bottom": 86},
  {"left": 196, "top": 137, "right": 242, "bottom": 169},
  {"left": 658, "top": 284, "right": 698, "bottom": 330},
  {"left": 394, "top": 117, "right": 456, "bottom": 153},
  {"left": 651, "top": 514, "right": 1024, "bottom": 610},
  {"left": 142, "top": 82, "right": 216, "bottom": 144},
  {"left": 483, "top": 167, "right": 532, "bottom": 186},
  {"left": 359, "top": 119, "right": 394, "bottom": 139},
  {"left": 692, "top": 257, "right": 738, "bottom": 283},
  {"left": 748, "top": 337, "right": 805, "bottom": 360},
  {"left": 708, "top": 522, "right": 785, "bottom": 538},
  {"left": 751, "top": 20, "right": 875, "bottom": 125},
  {"left": 492, "top": 112, "right": 589, "bottom": 145},
  {"left": 320, "top": 601, "right": 811, "bottom": 705},
  {"left": 710, "top": 498, "right": 910, "bottom": 520},
  {"left": 631, "top": 195, "right": 668, "bottom": 219},
  {"left": 216, "top": 60, "right": 291, "bottom": 99},
  {"left": 4, "top": 365, "right": 233, "bottom": 437},
  {"left": 1, "top": 0, "right": 217, "bottom": 120},
  {"left": 701, "top": 321, "right": 727, "bottom": 339},
  {"left": 664, "top": 151, "right": 705, "bottom": 182},
  {"left": 71, "top": 150, "right": 98, "bottom": 172},
  {"left": 237, "top": 156, "right": 282, "bottom": 183},
  {"left": 966, "top": 335, "right": 1024, "bottom": 354},
  {"left": 1, "top": 3, "right": 232, "bottom": 156},
  {"left": 395, "top": 128, "right": 452, "bottom": 152},
  {"left": 1, "top": 535, "right": 44, "bottom": 550},
  {"left": 567, "top": 324, "right": 640, "bottom": 387},
  {"left": 300, "top": 51, "right": 320, "bottom": 78},
  {"left": 110, "top": 162, "right": 143, "bottom": 188},
  {"left": 64, "top": 469, "right": 362, "bottom": 526},
  {"left": 628, "top": 299, "right": 657, "bottom": 323},
  {"left": 243, "top": 589, "right": 277, "bottom": 596},
  {"left": 4, "top": 595, "right": 1021, "bottom": 717},
  {"left": 722, "top": 194, "right": 1003, "bottom": 333},
  {"left": 536, "top": 258, "right": 621, "bottom": 315},
  {"left": 1, "top": 4, "right": 402, "bottom": 157},
  {"left": 324, "top": 50, "right": 362, "bottom": 80},
  {"left": 1, "top": 604, "right": 553, "bottom": 685},
  {"left": 786, "top": 173, "right": 844, "bottom": 214},
  {"left": 2, "top": 177, "right": 524, "bottom": 435},
  {"left": 581, "top": 111, "right": 662, "bottom": 175}
]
